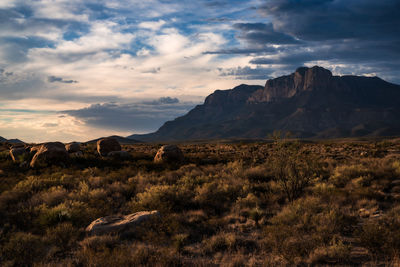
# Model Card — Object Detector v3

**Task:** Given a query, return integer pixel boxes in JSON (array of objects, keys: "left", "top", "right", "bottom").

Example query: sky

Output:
[{"left": 0, "top": 0, "right": 399, "bottom": 142}]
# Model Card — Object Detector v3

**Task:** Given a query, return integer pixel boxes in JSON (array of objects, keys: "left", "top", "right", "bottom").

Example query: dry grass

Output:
[{"left": 0, "top": 139, "right": 400, "bottom": 266}]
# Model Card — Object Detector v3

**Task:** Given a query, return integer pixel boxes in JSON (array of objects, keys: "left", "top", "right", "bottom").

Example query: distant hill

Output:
[
  {"left": 129, "top": 66, "right": 400, "bottom": 141},
  {"left": 87, "top": 135, "right": 142, "bottom": 145},
  {"left": 7, "top": 139, "right": 24, "bottom": 144},
  {"left": 0, "top": 136, "right": 24, "bottom": 143}
]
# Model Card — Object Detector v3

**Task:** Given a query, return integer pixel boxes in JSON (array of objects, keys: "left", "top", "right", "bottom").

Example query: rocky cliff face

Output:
[
  {"left": 248, "top": 66, "right": 334, "bottom": 102},
  {"left": 129, "top": 66, "right": 400, "bottom": 141}
]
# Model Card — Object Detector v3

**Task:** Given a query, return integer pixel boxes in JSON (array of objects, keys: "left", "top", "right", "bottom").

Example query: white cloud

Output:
[
  {"left": 0, "top": 0, "right": 15, "bottom": 8},
  {"left": 0, "top": 0, "right": 272, "bottom": 142},
  {"left": 138, "top": 20, "right": 166, "bottom": 31}
]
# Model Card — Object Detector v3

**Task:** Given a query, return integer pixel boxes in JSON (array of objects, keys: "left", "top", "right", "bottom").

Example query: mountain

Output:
[
  {"left": 0, "top": 136, "right": 24, "bottom": 143},
  {"left": 129, "top": 66, "right": 400, "bottom": 141},
  {"left": 7, "top": 139, "right": 24, "bottom": 144},
  {"left": 86, "top": 135, "right": 142, "bottom": 145}
]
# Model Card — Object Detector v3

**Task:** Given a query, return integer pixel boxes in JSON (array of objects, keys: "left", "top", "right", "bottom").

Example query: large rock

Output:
[
  {"left": 9, "top": 147, "right": 29, "bottom": 162},
  {"left": 154, "top": 145, "right": 184, "bottom": 163},
  {"left": 65, "top": 142, "right": 80, "bottom": 153},
  {"left": 29, "top": 146, "right": 40, "bottom": 156},
  {"left": 30, "top": 142, "right": 69, "bottom": 168},
  {"left": 97, "top": 138, "right": 121, "bottom": 156},
  {"left": 86, "top": 210, "right": 160, "bottom": 235}
]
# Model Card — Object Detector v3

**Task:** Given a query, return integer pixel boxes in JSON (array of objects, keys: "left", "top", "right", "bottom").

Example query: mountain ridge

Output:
[{"left": 129, "top": 66, "right": 400, "bottom": 141}]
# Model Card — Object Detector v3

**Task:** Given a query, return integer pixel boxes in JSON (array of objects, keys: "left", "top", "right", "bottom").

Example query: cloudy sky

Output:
[{"left": 0, "top": 0, "right": 399, "bottom": 142}]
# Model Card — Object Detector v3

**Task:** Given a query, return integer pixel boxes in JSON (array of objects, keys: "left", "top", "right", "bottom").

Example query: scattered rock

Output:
[
  {"left": 65, "top": 142, "right": 80, "bottom": 153},
  {"left": 97, "top": 138, "right": 121, "bottom": 156},
  {"left": 107, "top": 151, "right": 130, "bottom": 159},
  {"left": 358, "top": 208, "right": 370, "bottom": 218},
  {"left": 9, "top": 147, "right": 29, "bottom": 162},
  {"left": 391, "top": 186, "right": 400, "bottom": 193},
  {"left": 30, "top": 142, "right": 69, "bottom": 168},
  {"left": 86, "top": 210, "right": 160, "bottom": 235},
  {"left": 391, "top": 180, "right": 400, "bottom": 186},
  {"left": 154, "top": 145, "right": 184, "bottom": 163}
]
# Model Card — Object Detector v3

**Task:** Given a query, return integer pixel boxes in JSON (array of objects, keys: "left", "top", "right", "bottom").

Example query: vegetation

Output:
[{"left": 1, "top": 139, "right": 400, "bottom": 266}]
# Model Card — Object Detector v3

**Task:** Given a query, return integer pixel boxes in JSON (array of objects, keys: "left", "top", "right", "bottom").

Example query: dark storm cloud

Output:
[
  {"left": 219, "top": 66, "right": 273, "bottom": 80},
  {"left": 62, "top": 99, "right": 196, "bottom": 132},
  {"left": 0, "top": 36, "right": 55, "bottom": 63},
  {"left": 142, "top": 97, "right": 180, "bottom": 105},
  {"left": 204, "top": 46, "right": 279, "bottom": 55},
  {"left": 48, "top": 76, "right": 78, "bottom": 84},
  {"left": 259, "top": 0, "right": 400, "bottom": 42},
  {"left": 233, "top": 23, "right": 300, "bottom": 45},
  {"left": 210, "top": 0, "right": 400, "bottom": 83}
]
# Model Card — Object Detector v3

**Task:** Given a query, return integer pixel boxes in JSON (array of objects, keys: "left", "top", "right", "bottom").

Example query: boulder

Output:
[
  {"left": 65, "top": 142, "right": 80, "bottom": 153},
  {"left": 154, "top": 145, "right": 184, "bottom": 163},
  {"left": 107, "top": 150, "right": 130, "bottom": 159},
  {"left": 30, "top": 146, "right": 40, "bottom": 156},
  {"left": 30, "top": 142, "right": 69, "bottom": 168},
  {"left": 97, "top": 138, "right": 121, "bottom": 156},
  {"left": 86, "top": 210, "right": 160, "bottom": 235},
  {"left": 9, "top": 147, "right": 29, "bottom": 162}
]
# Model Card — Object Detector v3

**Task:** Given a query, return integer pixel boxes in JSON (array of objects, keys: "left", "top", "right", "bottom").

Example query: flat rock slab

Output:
[{"left": 86, "top": 210, "right": 160, "bottom": 235}]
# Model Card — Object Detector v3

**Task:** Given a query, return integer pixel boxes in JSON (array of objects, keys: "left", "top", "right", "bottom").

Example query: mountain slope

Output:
[
  {"left": 0, "top": 136, "right": 24, "bottom": 143},
  {"left": 129, "top": 66, "right": 400, "bottom": 141},
  {"left": 86, "top": 135, "right": 142, "bottom": 145}
]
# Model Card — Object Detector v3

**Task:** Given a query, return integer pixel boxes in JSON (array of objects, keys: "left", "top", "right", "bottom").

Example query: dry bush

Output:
[
  {"left": 1, "top": 232, "right": 46, "bottom": 266},
  {"left": 268, "top": 141, "right": 322, "bottom": 202},
  {"left": 1, "top": 141, "right": 400, "bottom": 266}
]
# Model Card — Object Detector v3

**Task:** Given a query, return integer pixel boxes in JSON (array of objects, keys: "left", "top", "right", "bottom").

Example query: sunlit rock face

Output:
[{"left": 248, "top": 66, "right": 333, "bottom": 102}]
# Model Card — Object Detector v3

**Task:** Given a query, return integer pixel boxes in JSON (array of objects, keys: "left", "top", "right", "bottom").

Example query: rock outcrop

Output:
[
  {"left": 30, "top": 142, "right": 69, "bottom": 168},
  {"left": 154, "top": 145, "right": 184, "bottom": 163},
  {"left": 29, "top": 146, "right": 40, "bottom": 156},
  {"left": 9, "top": 147, "right": 29, "bottom": 162},
  {"left": 86, "top": 210, "right": 160, "bottom": 235},
  {"left": 97, "top": 138, "right": 121, "bottom": 156},
  {"left": 248, "top": 66, "right": 333, "bottom": 102},
  {"left": 65, "top": 142, "right": 80, "bottom": 153}
]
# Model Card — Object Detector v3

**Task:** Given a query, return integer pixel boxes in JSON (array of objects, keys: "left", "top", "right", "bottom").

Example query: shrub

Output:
[
  {"left": 132, "top": 184, "right": 195, "bottom": 212},
  {"left": 263, "top": 196, "right": 355, "bottom": 262},
  {"left": 268, "top": 141, "right": 321, "bottom": 202},
  {"left": 1, "top": 232, "right": 46, "bottom": 266},
  {"left": 202, "top": 232, "right": 238, "bottom": 254},
  {"left": 195, "top": 179, "right": 243, "bottom": 214}
]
